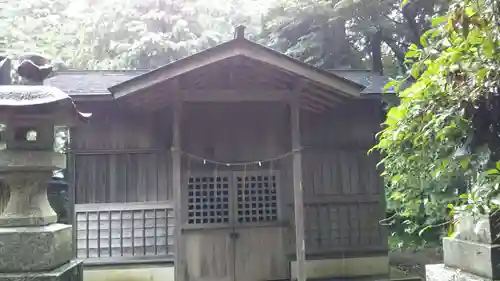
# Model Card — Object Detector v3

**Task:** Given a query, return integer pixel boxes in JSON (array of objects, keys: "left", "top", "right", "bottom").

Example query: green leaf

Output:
[
  {"left": 418, "top": 225, "right": 432, "bottom": 236},
  {"left": 460, "top": 157, "right": 471, "bottom": 169},
  {"left": 406, "top": 50, "right": 420, "bottom": 58},
  {"left": 432, "top": 16, "right": 447, "bottom": 27},
  {"left": 411, "top": 62, "right": 421, "bottom": 79},
  {"left": 383, "top": 80, "right": 398, "bottom": 93},
  {"left": 391, "top": 175, "right": 402, "bottom": 184},
  {"left": 447, "top": 223, "right": 455, "bottom": 237},
  {"left": 483, "top": 37, "right": 495, "bottom": 58},
  {"left": 487, "top": 169, "right": 500, "bottom": 175},
  {"left": 477, "top": 68, "right": 489, "bottom": 80}
]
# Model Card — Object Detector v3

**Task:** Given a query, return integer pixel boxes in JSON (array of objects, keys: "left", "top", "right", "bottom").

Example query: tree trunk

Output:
[
  {"left": 402, "top": 2, "right": 424, "bottom": 48},
  {"left": 324, "top": 18, "right": 352, "bottom": 69},
  {"left": 371, "top": 29, "right": 383, "bottom": 75}
]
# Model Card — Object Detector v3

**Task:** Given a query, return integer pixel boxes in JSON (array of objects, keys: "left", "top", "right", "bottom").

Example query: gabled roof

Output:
[
  {"left": 45, "top": 70, "right": 146, "bottom": 100},
  {"left": 108, "top": 37, "right": 363, "bottom": 99},
  {"left": 44, "top": 38, "right": 399, "bottom": 110}
]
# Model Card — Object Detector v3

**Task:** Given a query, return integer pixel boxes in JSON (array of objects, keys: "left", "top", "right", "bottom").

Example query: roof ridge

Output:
[
  {"left": 328, "top": 68, "right": 373, "bottom": 72},
  {"left": 53, "top": 69, "right": 151, "bottom": 74}
]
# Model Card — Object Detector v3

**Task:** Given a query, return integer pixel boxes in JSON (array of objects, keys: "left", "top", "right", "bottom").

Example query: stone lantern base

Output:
[
  {"left": 0, "top": 260, "right": 83, "bottom": 281},
  {"left": 426, "top": 264, "right": 494, "bottom": 281}
]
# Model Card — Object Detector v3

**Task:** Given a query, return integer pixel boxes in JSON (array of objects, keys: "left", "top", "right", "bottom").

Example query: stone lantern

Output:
[{"left": 0, "top": 55, "right": 89, "bottom": 281}]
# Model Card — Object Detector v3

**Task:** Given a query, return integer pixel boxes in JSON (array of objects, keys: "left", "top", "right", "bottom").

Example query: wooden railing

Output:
[{"left": 75, "top": 202, "right": 174, "bottom": 264}]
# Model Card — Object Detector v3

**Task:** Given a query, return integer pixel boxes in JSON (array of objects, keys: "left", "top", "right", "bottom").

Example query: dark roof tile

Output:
[{"left": 44, "top": 70, "right": 148, "bottom": 94}]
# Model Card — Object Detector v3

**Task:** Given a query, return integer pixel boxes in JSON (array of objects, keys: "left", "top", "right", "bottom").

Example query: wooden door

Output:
[
  {"left": 182, "top": 171, "right": 288, "bottom": 281},
  {"left": 233, "top": 172, "right": 288, "bottom": 281},
  {"left": 184, "top": 228, "right": 235, "bottom": 281},
  {"left": 183, "top": 173, "right": 235, "bottom": 281},
  {"left": 234, "top": 226, "right": 288, "bottom": 281}
]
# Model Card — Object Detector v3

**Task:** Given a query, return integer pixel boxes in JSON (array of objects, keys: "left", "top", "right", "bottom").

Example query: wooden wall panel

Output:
[
  {"left": 285, "top": 99, "right": 387, "bottom": 257},
  {"left": 71, "top": 102, "right": 173, "bottom": 204},
  {"left": 181, "top": 102, "right": 290, "bottom": 165},
  {"left": 71, "top": 102, "right": 172, "bottom": 151},
  {"left": 0, "top": 181, "right": 8, "bottom": 214},
  {"left": 301, "top": 100, "right": 381, "bottom": 148},
  {"left": 74, "top": 152, "right": 171, "bottom": 204}
]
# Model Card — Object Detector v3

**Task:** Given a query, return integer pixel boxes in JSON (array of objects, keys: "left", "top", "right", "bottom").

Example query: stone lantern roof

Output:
[
  {"left": 0, "top": 55, "right": 90, "bottom": 124},
  {"left": 0, "top": 85, "right": 91, "bottom": 123}
]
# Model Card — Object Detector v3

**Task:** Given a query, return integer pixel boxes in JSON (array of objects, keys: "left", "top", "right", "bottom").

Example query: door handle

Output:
[{"left": 229, "top": 231, "right": 240, "bottom": 240}]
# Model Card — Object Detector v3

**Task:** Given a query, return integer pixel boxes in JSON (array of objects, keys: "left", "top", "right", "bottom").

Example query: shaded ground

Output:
[{"left": 389, "top": 248, "right": 443, "bottom": 280}]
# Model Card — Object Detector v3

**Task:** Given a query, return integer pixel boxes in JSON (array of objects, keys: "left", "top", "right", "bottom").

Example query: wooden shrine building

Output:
[{"left": 47, "top": 27, "right": 389, "bottom": 281}]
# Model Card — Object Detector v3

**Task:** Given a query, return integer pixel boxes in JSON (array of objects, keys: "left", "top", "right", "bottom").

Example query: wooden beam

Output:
[
  {"left": 172, "top": 90, "right": 184, "bottom": 281},
  {"left": 307, "top": 85, "right": 346, "bottom": 104},
  {"left": 290, "top": 84, "right": 307, "bottom": 281},
  {"left": 300, "top": 89, "right": 338, "bottom": 109},
  {"left": 300, "top": 96, "right": 329, "bottom": 112},
  {"left": 180, "top": 89, "right": 289, "bottom": 102},
  {"left": 301, "top": 103, "right": 323, "bottom": 113},
  {"left": 237, "top": 43, "right": 361, "bottom": 96},
  {"left": 70, "top": 93, "right": 114, "bottom": 102},
  {"left": 110, "top": 40, "right": 361, "bottom": 99}
]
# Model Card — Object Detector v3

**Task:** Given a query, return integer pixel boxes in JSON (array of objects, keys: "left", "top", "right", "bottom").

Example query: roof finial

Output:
[
  {"left": 17, "top": 54, "right": 53, "bottom": 85},
  {"left": 235, "top": 25, "right": 246, "bottom": 39}
]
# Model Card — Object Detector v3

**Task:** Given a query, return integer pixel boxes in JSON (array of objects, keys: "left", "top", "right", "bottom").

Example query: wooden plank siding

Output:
[
  {"left": 68, "top": 102, "right": 175, "bottom": 263},
  {"left": 0, "top": 181, "right": 8, "bottom": 214},
  {"left": 73, "top": 152, "right": 171, "bottom": 204},
  {"left": 70, "top": 102, "right": 173, "bottom": 204},
  {"left": 287, "top": 99, "right": 387, "bottom": 259}
]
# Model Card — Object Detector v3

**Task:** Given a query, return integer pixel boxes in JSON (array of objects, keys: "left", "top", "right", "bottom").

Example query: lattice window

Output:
[
  {"left": 187, "top": 175, "right": 230, "bottom": 224},
  {"left": 236, "top": 173, "right": 278, "bottom": 223},
  {"left": 75, "top": 203, "right": 173, "bottom": 260}
]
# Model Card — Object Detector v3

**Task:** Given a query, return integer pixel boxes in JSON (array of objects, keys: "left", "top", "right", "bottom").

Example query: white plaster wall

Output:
[
  {"left": 84, "top": 264, "right": 174, "bottom": 281},
  {"left": 291, "top": 256, "right": 390, "bottom": 279}
]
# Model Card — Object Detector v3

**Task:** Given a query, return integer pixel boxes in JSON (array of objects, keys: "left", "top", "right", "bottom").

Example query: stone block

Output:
[
  {"left": 0, "top": 260, "right": 83, "bottom": 281},
  {"left": 0, "top": 150, "right": 65, "bottom": 171},
  {"left": 426, "top": 263, "right": 492, "bottom": 281},
  {"left": 454, "top": 214, "right": 500, "bottom": 244},
  {"left": 443, "top": 237, "right": 500, "bottom": 279},
  {"left": 0, "top": 223, "right": 73, "bottom": 272}
]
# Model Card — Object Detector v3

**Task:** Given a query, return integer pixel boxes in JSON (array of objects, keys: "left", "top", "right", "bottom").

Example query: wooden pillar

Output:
[
  {"left": 290, "top": 90, "right": 306, "bottom": 281},
  {"left": 172, "top": 96, "right": 184, "bottom": 281},
  {"left": 67, "top": 130, "right": 77, "bottom": 258}
]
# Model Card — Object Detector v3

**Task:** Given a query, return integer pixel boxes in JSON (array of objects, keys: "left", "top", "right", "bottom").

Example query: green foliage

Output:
[
  {"left": 374, "top": 0, "right": 500, "bottom": 243},
  {"left": 0, "top": 0, "right": 268, "bottom": 69},
  {"left": 261, "top": 0, "right": 447, "bottom": 75}
]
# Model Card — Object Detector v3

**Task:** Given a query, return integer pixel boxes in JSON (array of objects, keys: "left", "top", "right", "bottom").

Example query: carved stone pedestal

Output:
[
  {"left": 426, "top": 214, "right": 500, "bottom": 281},
  {"left": 0, "top": 157, "right": 82, "bottom": 281}
]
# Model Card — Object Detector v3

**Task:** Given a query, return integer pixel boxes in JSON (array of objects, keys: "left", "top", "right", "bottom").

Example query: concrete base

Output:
[
  {"left": 0, "top": 260, "right": 83, "bottom": 281},
  {"left": 290, "top": 256, "right": 390, "bottom": 280},
  {"left": 83, "top": 264, "right": 174, "bottom": 281},
  {"left": 443, "top": 237, "right": 500, "bottom": 279},
  {"left": 426, "top": 264, "right": 495, "bottom": 281}
]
